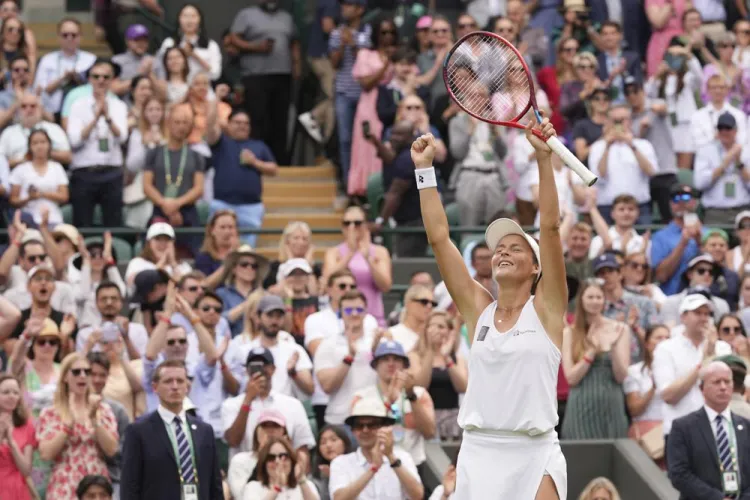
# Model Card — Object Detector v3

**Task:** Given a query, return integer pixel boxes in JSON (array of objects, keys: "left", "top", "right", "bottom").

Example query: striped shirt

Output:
[{"left": 329, "top": 24, "right": 372, "bottom": 99}]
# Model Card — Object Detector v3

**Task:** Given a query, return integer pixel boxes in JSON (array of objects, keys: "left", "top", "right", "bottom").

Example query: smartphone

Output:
[
  {"left": 684, "top": 212, "right": 699, "bottom": 227},
  {"left": 101, "top": 322, "right": 120, "bottom": 343},
  {"left": 362, "top": 120, "right": 371, "bottom": 138},
  {"left": 248, "top": 361, "right": 265, "bottom": 378}
]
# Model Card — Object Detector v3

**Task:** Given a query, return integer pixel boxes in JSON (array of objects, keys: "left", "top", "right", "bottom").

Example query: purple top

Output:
[{"left": 337, "top": 243, "right": 385, "bottom": 325}]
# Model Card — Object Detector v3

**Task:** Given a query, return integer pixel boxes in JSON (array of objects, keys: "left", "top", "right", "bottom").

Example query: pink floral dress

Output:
[
  {"left": 348, "top": 49, "right": 394, "bottom": 196},
  {"left": 37, "top": 404, "right": 117, "bottom": 500}
]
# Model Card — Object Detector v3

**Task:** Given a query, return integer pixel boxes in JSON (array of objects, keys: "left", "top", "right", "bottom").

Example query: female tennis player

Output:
[{"left": 411, "top": 117, "right": 567, "bottom": 500}]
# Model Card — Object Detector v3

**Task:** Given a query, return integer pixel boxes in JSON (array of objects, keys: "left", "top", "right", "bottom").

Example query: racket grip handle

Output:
[{"left": 546, "top": 136, "right": 598, "bottom": 187}]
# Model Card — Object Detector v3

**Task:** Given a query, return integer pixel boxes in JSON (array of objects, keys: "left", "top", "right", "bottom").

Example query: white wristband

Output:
[{"left": 415, "top": 167, "right": 437, "bottom": 190}]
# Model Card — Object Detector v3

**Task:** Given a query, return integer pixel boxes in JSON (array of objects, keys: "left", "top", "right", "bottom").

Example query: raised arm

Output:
[
  {"left": 411, "top": 134, "right": 493, "bottom": 340},
  {"left": 528, "top": 120, "right": 567, "bottom": 348}
]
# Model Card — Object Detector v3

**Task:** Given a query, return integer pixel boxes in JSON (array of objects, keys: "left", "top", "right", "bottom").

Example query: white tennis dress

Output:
[{"left": 454, "top": 297, "right": 568, "bottom": 500}]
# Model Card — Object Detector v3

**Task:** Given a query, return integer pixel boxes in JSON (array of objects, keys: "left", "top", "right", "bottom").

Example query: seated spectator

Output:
[
  {"left": 37, "top": 352, "right": 118, "bottom": 499},
  {"left": 73, "top": 237, "right": 127, "bottom": 328},
  {"left": 184, "top": 71, "right": 230, "bottom": 155},
  {"left": 621, "top": 251, "right": 668, "bottom": 309},
  {"left": 34, "top": 18, "right": 96, "bottom": 117},
  {"left": 409, "top": 311, "right": 467, "bottom": 441},
  {"left": 227, "top": 408, "right": 290, "bottom": 499},
  {"left": 597, "top": 21, "right": 643, "bottom": 103},
  {"left": 385, "top": 95, "right": 447, "bottom": 159},
  {"left": 727, "top": 211, "right": 750, "bottom": 273},
  {"left": 205, "top": 104, "right": 278, "bottom": 248},
  {"left": 389, "top": 284, "right": 434, "bottom": 354},
  {"left": 130, "top": 269, "right": 171, "bottom": 334},
  {"left": 124, "top": 97, "right": 166, "bottom": 204},
  {"left": 560, "top": 53, "right": 603, "bottom": 130},
  {"left": 0, "top": 373, "right": 36, "bottom": 500},
  {"left": 86, "top": 352, "right": 132, "bottom": 497},
  {"left": 9, "top": 130, "right": 69, "bottom": 227},
  {"left": 111, "top": 25, "right": 154, "bottom": 97},
  {"left": 702, "top": 229, "right": 740, "bottom": 308},
  {"left": 650, "top": 184, "right": 703, "bottom": 295},
  {"left": 76, "top": 475, "right": 113, "bottom": 500},
  {"left": 151, "top": 46, "right": 190, "bottom": 104},
  {"left": 243, "top": 437, "right": 319, "bottom": 500},
  {"left": 562, "top": 280, "right": 630, "bottom": 439},
  {"left": 276, "top": 258, "right": 319, "bottom": 344},
  {"left": 310, "top": 425, "right": 353, "bottom": 500},
  {"left": 154, "top": 4, "right": 222, "bottom": 83},
  {"left": 66, "top": 58, "right": 128, "bottom": 229},
  {"left": 124, "top": 222, "right": 192, "bottom": 287},
  {"left": 194, "top": 211, "right": 240, "bottom": 287},
  {"left": 571, "top": 87, "right": 610, "bottom": 167},
  {"left": 716, "top": 315, "right": 748, "bottom": 357},
  {"left": 578, "top": 477, "right": 622, "bottom": 500},
  {"left": 716, "top": 354, "right": 750, "bottom": 419},
  {"left": 329, "top": 397, "right": 423, "bottom": 500},
  {"left": 0, "top": 1, "right": 36, "bottom": 75},
  {"left": 315, "top": 291, "right": 376, "bottom": 426},
  {"left": 588, "top": 195, "right": 647, "bottom": 259},
  {"left": 624, "top": 325, "right": 669, "bottom": 466},
  {"left": 264, "top": 221, "right": 320, "bottom": 291},
  {"left": 375, "top": 47, "right": 430, "bottom": 131},
  {"left": 564, "top": 222, "right": 595, "bottom": 284},
  {"left": 221, "top": 346, "right": 315, "bottom": 457},
  {"left": 0, "top": 55, "right": 34, "bottom": 129},
  {"left": 323, "top": 205, "right": 391, "bottom": 326},
  {"left": 415, "top": 14, "right": 451, "bottom": 111},
  {"left": 215, "top": 244, "right": 269, "bottom": 337},
  {"left": 0, "top": 92, "right": 71, "bottom": 169},
  {"left": 662, "top": 256, "right": 731, "bottom": 325},
  {"left": 691, "top": 74, "right": 747, "bottom": 149},
  {"left": 702, "top": 32, "right": 750, "bottom": 112}
]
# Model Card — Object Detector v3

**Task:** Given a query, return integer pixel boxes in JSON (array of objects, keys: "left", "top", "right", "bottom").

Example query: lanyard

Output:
[
  {"left": 376, "top": 383, "right": 405, "bottom": 422},
  {"left": 164, "top": 146, "right": 188, "bottom": 188},
  {"left": 165, "top": 415, "right": 199, "bottom": 484}
]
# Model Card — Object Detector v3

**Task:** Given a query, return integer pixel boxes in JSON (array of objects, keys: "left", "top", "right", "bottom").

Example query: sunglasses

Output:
[
  {"left": 27, "top": 254, "right": 47, "bottom": 264},
  {"left": 351, "top": 421, "right": 383, "bottom": 431},
  {"left": 36, "top": 338, "right": 60, "bottom": 347},
  {"left": 627, "top": 262, "right": 648, "bottom": 271},
  {"left": 60, "top": 32, "right": 79, "bottom": 39},
  {"left": 560, "top": 46, "right": 578, "bottom": 53},
  {"left": 459, "top": 23, "right": 477, "bottom": 29},
  {"left": 337, "top": 283, "right": 356, "bottom": 291},
  {"left": 721, "top": 326, "right": 743, "bottom": 334},
  {"left": 576, "top": 64, "right": 594, "bottom": 70},
  {"left": 693, "top": 267, "right": 713, "bottom": 275},
  {"left": 71, "top": 368, "right": 91, "bottom": 377},
  {"left": 201, "top": 305, "right": 222, "bottom": 313},
  {"left": 90, "top": 74, "right": 112, "bottom": 81},
  {"left": 167, "top": 338, "right": 188, "bottom": 346},
  {"left": 267, "top": 452, "right": 291, "bottom": 461},
  {"left": 342, "top": 220, "right": 364, "bottom": 227},
  {"left": 671, "top": 193, "right": 693, "bottom": 203},
  {"left": 405, "top": 105, "right": 423, "bottom": 111},
  {"left": 412, "top": 298, "right": 438, "bottom": 307},
  {"left": 343, "top": 306, "right": 365, "bottom": 315},
  {"left": 237, "top": 261, "right": 259, "bottom": 269}
]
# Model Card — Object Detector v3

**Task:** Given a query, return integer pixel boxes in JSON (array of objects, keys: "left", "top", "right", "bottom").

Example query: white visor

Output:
[{"left": 485, "top": 218, "right": 541, "bottom": 273}]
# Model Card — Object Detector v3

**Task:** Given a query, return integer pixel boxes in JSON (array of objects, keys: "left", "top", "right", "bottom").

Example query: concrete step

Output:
[
  {"left": 263, "top": 212, "right": 341, "bottom": 229},
  {"left": 274, "top": 165, "right": 336, "bottom": 179},
  {"left": 263, "top": 196, "right": 339, "bottom": 210},
  {"left": 262, "top": 180, "right": 337, "bottom": 198}
]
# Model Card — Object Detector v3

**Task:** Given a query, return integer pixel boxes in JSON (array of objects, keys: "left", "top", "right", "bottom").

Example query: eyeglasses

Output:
[
  {"left": 200, "top": 305, "right": 222, "bottom": 313},
  {"left": 27, "top": 254, "right": 47, "bottom": 264},
  {"left": 36, "top": 338, "right": 60, "bottom": 347},
  {"left": 237, "top": 261, "right": 259, "bottom": 269},
  {"left": 351, "top": 421, "right": 383, "bottom": 431},
  {"left": 412, "top": 298, "right": 438, "bottom": 307},
  {"left": 576, "top": 64, "right": 594, "bottom": 70},
  {"left": 337, "top": 283, "right": 356, "bottom": 291},
  {"left": 90, "top": 73, "right": 112, "bottom": 81},
  {"left": 70, "top": 368, "right": 91, "bottom": 377},
  {"left": 721, "top": 326, "right": 743, "bottom": 334},
  {"left": 627, "top": 262, "right": 648, "bottom": 271},
  {"left": 671, "top": 193, "right": 693, "bottom": 203},
  {"left": 60, "top": 32, "right": 79, "bottom": 39},
  {"left": 267, "top": 452, "right": 291, "bottom": 461},
  {"left": 343, "top": 306, "right": 365, "bottom": 315},
  {"left": 693, "top": 267, "right": 713, "bottom": 275},
  {"left": 405, "top": 105, "right": 423, "bottom": 111},
  {"left": 167, "top": 338, "right": 188, "bottom": 346},
  {"left": 342, "top": 220, "right": 364, "bottom": 227}
]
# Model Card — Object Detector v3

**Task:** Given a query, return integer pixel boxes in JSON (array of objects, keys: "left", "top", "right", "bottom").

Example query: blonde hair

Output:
[
  {"left": 53, "top": 352, "right": 91, "bottom": 424},
  {"left": 138, "top": 96, "right": 168, "bottom": 139},
  {"left": 578, "top": 477, "right": 621, "bottom": 500},
  {"left": 573, "top": 52, "right": 598, "bottom": 70},
  {"left": 240, "top": 288, "right": 268, "bottom": 339},
  {"left": 416, "top": 310, "right": 456, "bottom": 357},
  {"left": 400, "top": 284, "right": 433, "bottom": 323},
  {"left": 278, "top": 221, "right": 312, "bottom": 262}
]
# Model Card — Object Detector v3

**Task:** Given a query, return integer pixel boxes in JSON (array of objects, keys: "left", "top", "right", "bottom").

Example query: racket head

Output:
[{"left": 442, "top": 31, "right": 540, "bottom": 127}]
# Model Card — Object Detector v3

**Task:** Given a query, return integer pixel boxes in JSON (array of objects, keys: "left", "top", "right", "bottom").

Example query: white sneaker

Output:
[{"left": 298, "top": 112, "right": 323, "bottom": 144}]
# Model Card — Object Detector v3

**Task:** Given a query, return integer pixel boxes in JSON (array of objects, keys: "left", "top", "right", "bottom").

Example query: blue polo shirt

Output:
[
  {"left": 650, "top": 222, "right": 702, "bottom": 296},
  {"left": 211, "top": 134, "right": 275, "bottom": 205}
]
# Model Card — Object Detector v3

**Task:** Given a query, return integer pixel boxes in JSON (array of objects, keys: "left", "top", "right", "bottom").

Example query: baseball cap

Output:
[
  {"left": 257, "top": 295, "right": 286, "bottom": 315},
  {"left": 131, "top": 269, "right": 169, "bottom": 304},
  {"left": 679, "top": 293, "right": 714, "bottom": 314},
  {"left": 371, "top": 340, "right": 410, "bottom": 368},
  {"left": 126, "top": 24, "right": 149, "bottom": 40},
  {"left": 21, "top": 229, "right": 44, "bottom": 244},
  {"left": 735, "top": 210, "right": 750, "bottom": 229},
  {"left": 280, "top": 258, "right": 313, "bottom": 278},
  {"left": 257, "top": 408, "right": 286, "bottom": 427},
  {"left": 416, "top": 15, "right": 432, "bottom": 29},
  {"left": 623, "top": 75, "right": 642, "bottom": 90},
  {"left": 345, "top": 397, "right": 396, "bottom": 427},
  {"left": 717, "top": 112, "right": 737, "bottom": 129},
  {"left": 669, "top": 183, "right": 698, "bottom": 198},
  {"left": 245, "top": 346, "right": 274, "bottom": 366},
  {"left": 702, "top": 228, "right": 729, "bottom": 243},
  {"left": 687, "top": 254, "right": 715, "bottom": 270},
  {"left": 146, "top": 222, "right": 175, "bottom": 241},
  {"left": 592, "top": 253, "right": 620, "bottom": 274},
  {"left": 716, "top": 354, "right": 748, "bottom": 370},
  {"left": 52, "top": 224, "right": 81, "bottom": 246},
  {"left": 28, "top": 264, "right": 55, "bottom": 280},
  {"left": 484, "top": 218, "right": 541, "bottom": 273}
]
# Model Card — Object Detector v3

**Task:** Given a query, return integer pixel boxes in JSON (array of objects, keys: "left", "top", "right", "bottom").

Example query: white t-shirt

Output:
[
  {"left": 623, "top": 361, "right": 665, "bottom": 422},
  {"left": 529, "top": 166, "right": 577, "bottom": 227},
  {"left": 239, "top": 336, "right": 313, "bottom": 399},
  {"left": 589, "top": 227, "right": 647, "bottom": 259},
  {"left": 389, "top": 323, "right": 420, "bottom": 353},
  {"left": 9, "top": 161, "right": 68, "bottom": 225},
  {"left": 124, "top": 257, "right": 193, "bottom": 286}
]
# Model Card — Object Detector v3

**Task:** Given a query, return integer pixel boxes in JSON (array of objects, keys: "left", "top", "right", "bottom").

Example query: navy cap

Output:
[
  {"left": 257, "top": 295, "right": 286, "bottom": 315},
  {"left": 340, "top": 0, "right": 367, "bottom": 5},
  {"left": 717, "top": 112, "right": 737, "bottom": 129},
  {"left": 371, "top": 340, "right": 410, "bottom": 368},
  {"left": 592, "top": 253, "right": 620, "bottom": 274},
  {"left": 245, "top": 347, "right": 274, "bottom": 366}
]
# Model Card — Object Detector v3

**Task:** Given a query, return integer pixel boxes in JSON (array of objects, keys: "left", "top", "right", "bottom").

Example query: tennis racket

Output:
[{"left": 442, "top": 31, "right": 598, "bottom": 186}]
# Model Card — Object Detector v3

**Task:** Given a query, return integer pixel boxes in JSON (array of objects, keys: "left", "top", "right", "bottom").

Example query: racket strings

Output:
[{"left": 445, "top": 34, "right": 532, "bottom": 122}]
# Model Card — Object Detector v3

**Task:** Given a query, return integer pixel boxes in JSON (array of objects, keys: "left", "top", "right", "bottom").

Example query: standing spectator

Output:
[
  {"left": 388, "top": 284, "right": 434, "bottom": 355},
  {"left": 0, "top": 92, "right": 71, "bottom": 169},
  {"left": 328, "top": 0, "right": 369, "bottom": 192},
  {"left": 375, "top": 48, "right": 430, "bottom": 133},
  {"left": 297, "top": 0, "right": 339, "bottom": 145},
  {"left": 0, "top": 55, "right": 33, "bottom": 129},
  {"left": 416, "top": 15, "right": 451, "bottom": 111},
  {"left": 596, "top": 21, "right": 643, "bottom": 103},
  {"left": 552, "top": 0, "right": 602, "bottom": 56},
  {"left": 571, "top": 86, "right": 610, "bottom": 166},
  {"left": 142, "top": 103, "right": 205, "bottom": 252},
  {"left": 34, "top": 18, "right": 96, "bottom": 117},
  {"left": 588, "top": 105, "right": 658, "bottom": 224},
  {"left": 37, "top": 352, "right": 118, "bottom": 500},
  {"left": 154, "top": 4, "right": 222, "bottom": 82},
  {"left": 559, "top": 53, "right": 604, "bottom": 131},
  {"left": 276, "top": 258, "right": 319, "bottom": 343},
  {"left": 124, "top": 75, "right": 155, "bottom": 130},
  {"left": 702, "top": 231, "right": 741, "bottom": 309},
  {"left": 536, "top": 37, "right": 579, "bottom": 135},
  {"left": 716, "top": 354, "right": 750, "bottom": 419},
  {"left": 229, "top": 0, "right": 301, "bottom": 165},
  {"left": 653, "top": 294, "right": 715, "bottom": 452},
  {"left": 195, "top": 211, "right": 239, "bottom": 286},
  {"left": 561, "top": 281, "right": 631, "bottom": 439},
  {"left": 314, "top": 291, "right": 377, "bottom": 426},
  {"left": 0, "top": 1, "right": 35, "bottom": 77},
  {"left": 0, "top": 373, "right": 35, "bottom": 500},
  {"left": 621, "top": 252, "right": 668, "bottom": 309},
  {"left": 243, "top": 437, "right": 320, "bottom": 499},
  {"left": 667, "top": 361, "right": 750, "bottom": 498},
  {"left": 690, "top": 74, "right": 747, "bottom": 149},
  {"left": 66, "top": 58, "right": 128, "bottom": 229},
  {"left": 124, "top": 222, "right": 192, "bottom": 286},
  {"left": 695, "top": 112, "right": 750, "bottom": 225},
  {"left": 701, "top": 32, "right": 750, "bottom": 112},
  {"left": 183, "top": 72, "right": 230, "bottom": 155},
  {"left": 263, "top": 221, "right": 319, "bottom": 291},
  {"left": 734, "top": 19, "right": 750, "bottom": 66},
  {"left": 645, "top": 0, "right": 689, "bottom": 76},
  {"left": 120, "top": 359, "right": 223, "bottom": 500},
  {"left": 111, "top": 24, "right": 154, "bottom": 95},
  {"left": 206, "top": 103, "right": 278, "bottom": 248},
  {"left": 151, "top": 47, "right": 190, "bottom": 104},
  {"left": 660, "top": 255, "right": 731, "bottom": 325},
  {"left": 650, "top": 184, "right": 703, "bottom": 295},
  {"left": 564, "top": 222, "right": 595, "bottom": 284},
  {"left": 323, "top": 206, "right": 392, "bottom": 326}
]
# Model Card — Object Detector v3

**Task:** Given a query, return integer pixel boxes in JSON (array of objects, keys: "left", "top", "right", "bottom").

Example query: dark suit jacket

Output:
[
  {"left": 596, "top": 50, "right": 643, "bottom": 85},
  {"left": 668, "top": 407, "right": 750, "bottom": 500},
  {"left": 120, "top": 410, "right": 222, "bottom": 500}
]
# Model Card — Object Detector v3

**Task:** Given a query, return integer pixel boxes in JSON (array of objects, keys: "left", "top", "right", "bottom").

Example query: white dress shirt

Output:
[
  {"left": 623, "top": 362, "right": 665, "bottom": 422},
  {"left": 694, "top": 140, "right": 750, "bottom": 209},
  {"left": 66, "top": 94, "right": 129, "bottom": 169},
  {"left": 329, "top": 448, "right": 420, "bottom": 500},
  {"left": 0, "top": 121, "right": 70, "bottom": 164},
  {"left": 34, "top": 49, "right": 97, "bottom": 113},
  {"left": 587, "top": 138, "right": 658, "bottom": 205},
  {"left": 690, "top": 102, "right": 747, "bottom": 150},
  {"left": 155, "top": 36, "right": 223, "bottom": 81},
  {"left": 704, "top": 404, "right": 734, "bottom": 440}
]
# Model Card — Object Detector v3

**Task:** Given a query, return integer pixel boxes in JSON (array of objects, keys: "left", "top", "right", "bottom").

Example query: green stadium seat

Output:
[
  {"left": 302, "top": 399, "right": 319, "bottom": 439},
  {"left": 83, "top": 236, "right": 133, "bottom": 264},
  {"left": 93, "top": 206, "right": 103, "bottom": 226},
  {"left": 61, "top": 204, "right": 73, "bottom": 224},
  {"left": 197, "top": 201, "right": 211, "bottom": 225},
  {"left": 461, "top": 233, "right": 485, "bottom": 254},
  {"left": 677, "top": 168, "right": 694, "bottom": 188},
  {"left": 133, "top": 240, "right": 143, "bottom": 257},
  {"left": 366, "top": 172, "right": 384, "bottom": 220}
]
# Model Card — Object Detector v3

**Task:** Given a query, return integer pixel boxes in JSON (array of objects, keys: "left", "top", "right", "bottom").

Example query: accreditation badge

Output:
[
  {"left": 182, "top": 484, "right": 198, "bottom": 500},
  {"left": 723, "top": 471, "right": 739, "bottom": 494}
]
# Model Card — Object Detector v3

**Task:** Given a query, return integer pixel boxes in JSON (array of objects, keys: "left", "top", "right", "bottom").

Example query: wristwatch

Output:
[
  {"left": 405, "top": 391, "right": 417, "bottom": 402},
  {"left": 390, "top": 458, "right": 402, "bottom": 469}
]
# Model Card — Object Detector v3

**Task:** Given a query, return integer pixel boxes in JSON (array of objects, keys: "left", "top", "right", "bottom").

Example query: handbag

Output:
[{"left": 633, "top": 421, "right": 665, "bottom": 460}]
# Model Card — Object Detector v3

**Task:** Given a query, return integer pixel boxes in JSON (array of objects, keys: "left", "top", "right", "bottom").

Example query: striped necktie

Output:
[{"left": 173, "top": 416, "right": 196, "bottom": 484}]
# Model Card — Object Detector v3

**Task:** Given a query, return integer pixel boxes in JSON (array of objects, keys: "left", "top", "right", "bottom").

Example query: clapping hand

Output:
[
  {"left": 286, "top": 351, "right": 299, "bottom": 372},
  {"left": 442, "top": 465, "right": 457, "bottom": 495},
  {"left": 240, "top": 149, "right": 257, "bottom": 166},
  {"left": 88, "top": 394, "right": 102, "bottom": 421},
  {"left": 295, "top": 450, "right": 309, "bottom": 482}
]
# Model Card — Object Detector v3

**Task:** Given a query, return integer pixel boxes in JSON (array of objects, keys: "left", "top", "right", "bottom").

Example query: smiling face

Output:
[
  {"left": 164, "top": 326, "right": 189, "bottom": 360},
  {"left": 559, "top": 38, "right": 579, "bottom": 65},
  {"left": 58, "top": 20, "right": 80, "bottom": 53},
  {"left": 28, "top": 130, "right": 51, "bottom": 161},
  {"left": 341, "top": 296, "right": 366, "bottom": 331},
  {"left": 493, "top": 17, "right": 517, "bottom": 42},
  {"left": 32, "top": 333, "right": 61, "bottom": 362},
  {"left": 264, "top": 441, "right": 292, "bottom": 480},
  {"left": 457, "top": 14, "right": 478, "bottom": 38},
  {"left": 622, "top": 254, "right": 648, "bottom": 286},
  {"left": 9, "top": 57, "right": 29, "bottom": 86},
  {"left": 65, "top": 358, "right": 91, "bottom": 396},
  {"left": 133, "top": 77, "right": 153, "bottom": 105},
  {"left": 166, "top": 48, "right": 187, "bottom": 78},
  {"left": 430, "top": 18, "right": 452, "bottom": 48},
  {"left": 319, "top": 428, "right": 347, "bottom": 462},
  {"left": 3, "top": 17, "right": 21, "bottom": 46},
  {"left": 189, "top": 72, "right": 210, "bottom": 100},
  {"left": 143, "top": 98, "right": 164, "bottom": 126},
  {"left": 0, "top": 377, "right": 20, "bottom": 414},
  {"left": 179, "top": 5, "right": 201, "bottom": 36},
  {"left": 197, "top": 296, "right": 222, "bottom": 329},
  {"left": 687, "top": 261, "right": 715, "bottom": 287},
  {"left": 736, "top": 20, "right": 750, "bottom": 47},
  {"left": 580, "top": 284, "right": 605, "bottom": 316},
  {"left": 703, "top": 235, "right": 728, "bottom": 264},
  {"left": 491, "top": 234, "right": 538, "bottom": 284},
  {"left": 286, "top": 227, "right": 310, "bottom": 258},
  {"left": 341, "top": 206, "right": 366, "bottom": 240}
]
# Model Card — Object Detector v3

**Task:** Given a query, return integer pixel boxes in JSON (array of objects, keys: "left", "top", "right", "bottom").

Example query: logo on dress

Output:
[
  {"left": 511, "top": 329, "right": 534, "bottom": 337},
  {"left": 477, "top": 326, "right": 489, "bottom": 342}
]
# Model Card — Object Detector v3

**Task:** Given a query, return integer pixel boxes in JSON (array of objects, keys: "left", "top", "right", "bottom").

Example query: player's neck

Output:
[{"left": 496, "top": 282, "right": 532, "bottom": 307}]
